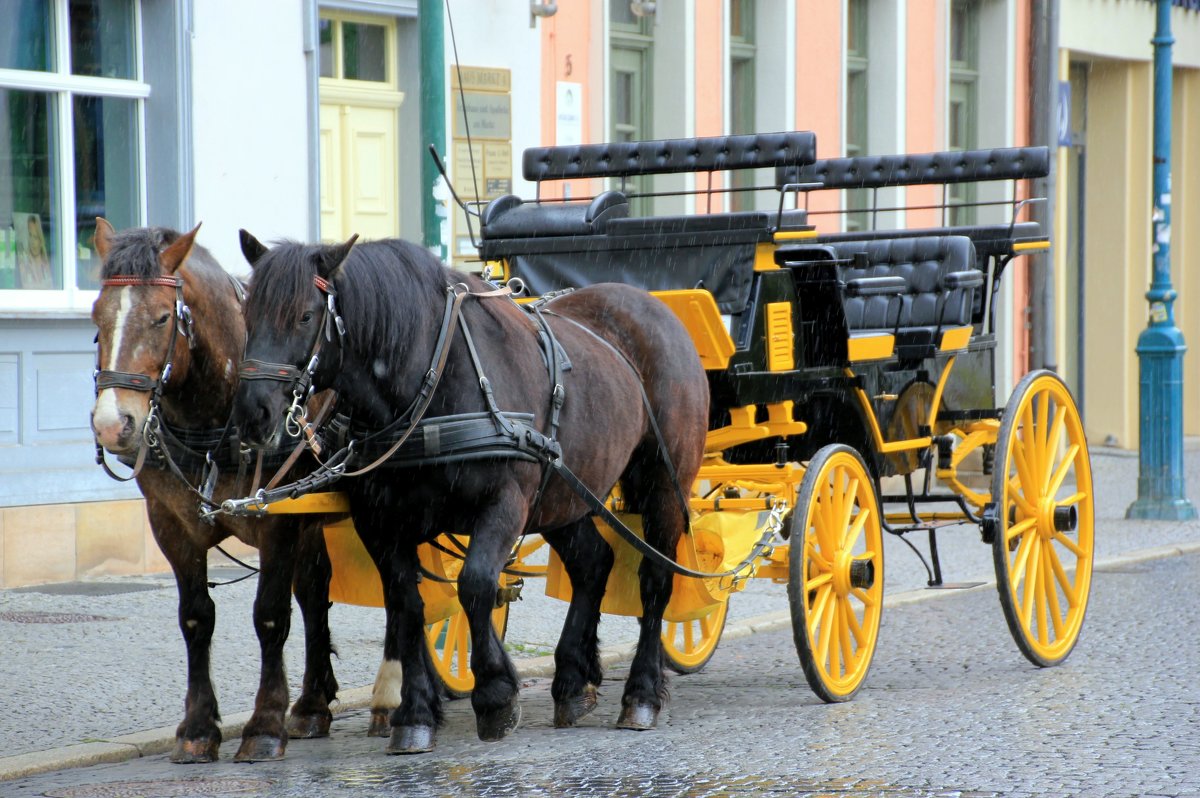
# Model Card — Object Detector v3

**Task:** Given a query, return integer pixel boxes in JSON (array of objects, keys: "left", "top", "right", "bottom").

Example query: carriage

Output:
[{"left": 256, "top": 130, "right": 1094, "bottom": 704}]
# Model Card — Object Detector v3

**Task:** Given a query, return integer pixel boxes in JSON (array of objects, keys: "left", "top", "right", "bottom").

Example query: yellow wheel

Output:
[
  {"left": 787, "top": 444, "right": 884, "bottom": 703},
  {"left": 426, "top": 599, "right": 511, "bottom": 699},
  {"left": 662, "top": 599, "right": 730, "bottom": 674},
  {"left": 991, "top": 370, "right": 1094, "bottom": 667}
]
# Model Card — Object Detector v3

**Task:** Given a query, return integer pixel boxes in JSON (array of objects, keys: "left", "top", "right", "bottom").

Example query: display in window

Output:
[{"left": 14, "top": 212, "right": 54, "bottom": 289}]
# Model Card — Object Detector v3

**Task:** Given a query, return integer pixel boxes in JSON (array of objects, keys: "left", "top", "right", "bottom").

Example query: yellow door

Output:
[{"left": 318, "top": 12, "right": 404, "bottom": 242}]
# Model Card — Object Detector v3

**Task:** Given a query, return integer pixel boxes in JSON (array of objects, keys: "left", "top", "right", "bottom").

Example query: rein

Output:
[{"left": 94, "top": 274, "right": 195, "bottom": 482}]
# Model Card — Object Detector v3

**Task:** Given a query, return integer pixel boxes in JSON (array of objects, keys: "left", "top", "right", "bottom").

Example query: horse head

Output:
[
  {"left": 235, "top": 230, "right": 357, "bottom": 449},
  {"left": 90, "top": 219, "right": 203, "bottom": 455}
]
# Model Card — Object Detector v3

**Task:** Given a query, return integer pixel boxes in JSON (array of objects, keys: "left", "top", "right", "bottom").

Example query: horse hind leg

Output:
[
  {"left": 286, "top": 521, "right": 340, "bottom": 740},
  {"left": 616, "top": 463, "right": 685, "bottom": 731},
  {"left": 543, "top": 516, "right": 613, "bottom": 727},
  {"left": 235, "top": 527, "right": 301, "bottom": 762}
]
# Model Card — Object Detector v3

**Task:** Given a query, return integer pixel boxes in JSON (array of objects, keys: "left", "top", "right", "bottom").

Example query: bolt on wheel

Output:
[
  {"left": 991, "top": 370, "right": 1094, "bottom": 667},
  {"left": 787, "top": 444, "right": 884, "bottom": 702}
]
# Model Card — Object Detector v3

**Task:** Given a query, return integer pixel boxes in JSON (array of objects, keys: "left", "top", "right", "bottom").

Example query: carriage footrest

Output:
[{"left": 925, "top": 582, "right": 985, "bottom": 590}]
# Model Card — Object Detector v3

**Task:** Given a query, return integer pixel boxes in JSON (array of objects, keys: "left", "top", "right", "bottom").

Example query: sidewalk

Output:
[{"left": 2, "top": 446, "right": 1199, "bottom": 779}]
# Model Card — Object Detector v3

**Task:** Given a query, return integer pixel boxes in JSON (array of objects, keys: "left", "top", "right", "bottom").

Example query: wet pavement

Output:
[
  {"left": 2, "top": 447, "right": 1200, "bottom": 796},
  {"left": 5, "top": 549, "right": 1199, "bottom": 798}
]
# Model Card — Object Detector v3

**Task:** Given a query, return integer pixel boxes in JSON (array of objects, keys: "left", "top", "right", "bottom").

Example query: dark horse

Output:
[
  {"left": 233, "top": 232, "right": 708, "bottom": 752},
  {"left": 90, "top": 221, "right": 344, "bottom": 763}
]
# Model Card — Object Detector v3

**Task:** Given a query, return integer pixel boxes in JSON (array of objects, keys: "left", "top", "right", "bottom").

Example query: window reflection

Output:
[
  {"left": 343, "top": 22, "right": 386, "bottom": 82},
  {"left": 73, "top": 95, "right": 137, "bottom": 289},
  {"left": 0, "top": 89, "right": 59, "bottom": 290},
  {"left": 0, "top": 0, "right": 53, "bottom": 71},
  {"left": 69, "top": 0, "right": 135, "bottom": 79}
]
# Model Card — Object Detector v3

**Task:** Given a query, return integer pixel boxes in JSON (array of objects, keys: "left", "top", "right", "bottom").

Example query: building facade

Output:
[{"left": 0, "top": 0, "right": 1046, "bottom": 586}]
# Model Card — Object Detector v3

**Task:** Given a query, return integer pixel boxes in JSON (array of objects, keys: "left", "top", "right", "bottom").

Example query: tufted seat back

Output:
[{"left": 825, "top": 236, "right": 980, "bottom": 331}]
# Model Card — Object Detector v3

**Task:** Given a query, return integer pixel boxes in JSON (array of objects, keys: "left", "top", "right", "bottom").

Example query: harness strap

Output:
[
  {"left": 544, "top": 309, "right": 694, "bottom": 529},
  {"left": 239, "top": 360, "right": 303, "bottom": 381}
]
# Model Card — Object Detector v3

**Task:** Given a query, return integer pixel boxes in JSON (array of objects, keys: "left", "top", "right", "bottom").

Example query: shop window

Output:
[
  {"left": 0, "top": 0, "right": 146, "bottom": 305},
  {"left": 609, "top": 4, "right": 654, "bottom": 215},
  {"left": 729, "top": 0, "right": 756, "bottom": 212}
]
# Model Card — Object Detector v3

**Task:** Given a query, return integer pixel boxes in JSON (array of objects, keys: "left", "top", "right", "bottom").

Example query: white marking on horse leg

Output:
[
  {"left": 93, "top": 287, "right": 133, "bottom": 432},
  {"left": 186, "top": 619, "right": 199, "bottom": 628},
  {"left": 371, "top": 659, "right": 404, "bottom": 711}
]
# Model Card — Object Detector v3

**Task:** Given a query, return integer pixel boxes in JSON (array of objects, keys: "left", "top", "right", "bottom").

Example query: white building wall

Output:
[{"left": 190, "top": 2, "right": 312, "bottom": 273}]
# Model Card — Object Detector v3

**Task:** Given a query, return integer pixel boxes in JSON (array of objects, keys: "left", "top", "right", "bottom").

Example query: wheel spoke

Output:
[
  {"left": 1020, "top": 537, "right": 1041, "bottom": 629},
  {"left": 1041, "top": 544, "right": 1065, "bottom": 638},
  {"left": 1052, "top": 530, "right": 1086, "bottom": 558},
  {"left": 845, "top": 508, "right": 869, "bottom": 552},
  {"left": 840, "top": 476, "right": 859, "bottom": 543},
  {"left": 1057, "top": 491, "right": 1087, "bottom": 508},
  {"left": 1011, "top": 528, "right": 1036, "bottom": 583},
  {"left": 845, "top": 598, "right": 866, "bottom": 646},
  {"left": 1046, "top": 444, "right": 1080, "bottom": 499},
  {"left": 453, "top": 614, "right": 469, "bottom": 672},
  {"left": 806, "top": 571, "right": 833, "bottom": 592},
  {"left": 1035, "top": 391, "right": 1051, "bottom": 483},
  {"left": 1046, "top": 542, "right": 1080, "bottom": 607},
  {"left": 809, "top": 583, "right": 832, "bottom": 638},
  {"left": 850, "top": 587, "right": 875, "bottom": 607},
  {"left": 816, "top": 587, "right": 837, "bottom": 667},
  {"left": 806, "top": 536, "right": 832, "bottom": 571},
  {"left": 1012, "top": 440, "right": 1039, "bottom": 502},
  {"left": 837, "top": 599, "right": 855, "bottom": 675},
  {"left": 1033, "top": 543, "right": 1049, "bottom": 645},
  {"left": 1021, "top": 402, "right": 1040, "bottom": 488},
  {"left": 699, "top": 612, "right": 714, "bottom": 638},
  {"left": 1005, "top": 516, "right": 1037, "bottom": 545},
  {"left": 1007, "top": 478, "right": 1037, "bottom": 516},
  {"left": 1042, "top": 405, "right": 1068, "bottom": 491},
  {"left": 683, "top": 619, "right": 695, "bottom": 651}
]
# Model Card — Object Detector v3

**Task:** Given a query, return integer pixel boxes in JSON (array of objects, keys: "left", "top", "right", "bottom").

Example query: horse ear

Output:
[
  {"left": 160, "top": 222, "right": 201, "bottom": 274},
  {"left": 239, "top": 229, "right": 269, "bottom": 268},
  {"left": 317, "top": 234, "right": 359, "bottom": 280},
  {"left": 94, "top": 217, "right": 115, "bottom": 261}
]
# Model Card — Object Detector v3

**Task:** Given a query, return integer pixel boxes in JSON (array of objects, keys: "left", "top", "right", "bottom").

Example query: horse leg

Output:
[
  {"left": 287, "top": 521, "right": 340, "bottom": 739},
  {"left": 234, "top": 525, "right": 299, "bottom": 762},
  {"left": 149, "top": 506, "right": 222, "bottom": 763},
  {"left": 357, "top": 519, "right": 442, "bottom": 754},
  {"left": 460, "top": 494, "right": 525, "bottom": 741},
  {"left": 617, "top": 466, "right": 684, "bottom": 731},
  {"left": 543, "top": 517, "right": 613, "bottom": 727}
]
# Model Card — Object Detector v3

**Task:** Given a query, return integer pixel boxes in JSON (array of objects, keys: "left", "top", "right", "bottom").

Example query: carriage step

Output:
[{"left": 925, "top": 581, "right": 985, "bottom": 590}]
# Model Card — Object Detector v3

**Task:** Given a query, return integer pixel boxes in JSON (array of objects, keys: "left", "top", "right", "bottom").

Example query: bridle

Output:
[
  {"left": 238, "top": 274, "right": 345, "bottom": 444},
  {"left": 94, "top": 274, "right": 195, "bottom": 481}
]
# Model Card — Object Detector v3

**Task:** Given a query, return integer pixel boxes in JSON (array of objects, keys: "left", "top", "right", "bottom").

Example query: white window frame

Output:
[{"left": 0, "top": 1, "right": 149, "bottom": 315}]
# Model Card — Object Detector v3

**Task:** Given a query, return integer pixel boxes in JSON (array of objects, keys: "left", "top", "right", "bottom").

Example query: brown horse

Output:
[
  {"left": 232, "top": 233, "right": 708, "bottom": 753},
  {"left": 89, "top": 220, "right": 346, "bottom": 763}
]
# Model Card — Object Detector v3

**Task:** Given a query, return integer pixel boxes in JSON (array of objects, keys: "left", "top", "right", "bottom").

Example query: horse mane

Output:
[
  {"left": 100, "top": 226, "right": 226, "bottom": 285},
  {"left": 245, "top": 238, "right": 453, "bottom": 358}
]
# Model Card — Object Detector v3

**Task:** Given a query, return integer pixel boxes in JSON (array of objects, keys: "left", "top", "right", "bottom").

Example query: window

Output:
[
  {"left": 948, "top": 0, "right": 978, "bottom": 226},
  {"left": 845, "top": 0, "right": 869, "bottom": 231},
  {"left": 729, "top": 0, "right": 756, "bottom": 211},
  {"left": 319, "top": 16, "right": 392, "bottom": 85},
  {"left": 610, "top": 3, "right": 654, "bottom": 215},
  {"left": 0, "top": 0, "right": 146, "bottom": 307}
]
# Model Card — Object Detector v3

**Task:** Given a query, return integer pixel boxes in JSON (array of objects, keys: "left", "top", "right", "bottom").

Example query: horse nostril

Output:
[{"left": 120, "top": 413, "right": 134, "bottom": 439}]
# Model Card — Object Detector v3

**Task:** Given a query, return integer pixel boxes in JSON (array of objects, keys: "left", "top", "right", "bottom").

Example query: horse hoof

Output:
[
  {"left": 554, "top": 683, "right": 599, "bottom": 728},
  {"left": 477, "top": 699, "right": 522, "bottom": 741},
  {"left": 286, "top": 712, "right": 331, "bottom": 739},
  {"left": 387, "top": 724, "right": 436, "bottom": 755},
  {"left": 234, "top": 735, "right": 286, "bottom": 763},
  {"left": 616, "top": 701, "right": 659, "bottom": 731},
  {"left": 171, "top": 738, "right": 220, "bottom": 764},
  {"left": 368, "top": 709, "right": 392, "bottom": 738}
]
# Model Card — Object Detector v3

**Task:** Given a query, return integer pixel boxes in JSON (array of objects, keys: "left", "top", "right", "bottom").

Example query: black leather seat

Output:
[{"left": 480, "top": 190, "right": 629, "bottom": 239}]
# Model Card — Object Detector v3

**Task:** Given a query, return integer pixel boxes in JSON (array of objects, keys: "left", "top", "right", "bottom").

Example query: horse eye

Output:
[
  {"left": 153, "top": 313, "right": 170, "bottom": 327},
  {"left": 300, "top": 311, "right": 314, "bottom": 325}
]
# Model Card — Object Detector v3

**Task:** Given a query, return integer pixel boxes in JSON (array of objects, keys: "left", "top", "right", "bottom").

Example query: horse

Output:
[
  {"left": 232, "top": 231, "right": 709, "bottom": 753},
  {"left": 89, "top": 220, "right": 349, "bottom": 763}
]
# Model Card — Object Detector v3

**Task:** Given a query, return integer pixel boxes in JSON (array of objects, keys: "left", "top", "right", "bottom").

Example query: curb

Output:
[{"left": 3, "top": 539, "right": 1198, "bottom": 782}]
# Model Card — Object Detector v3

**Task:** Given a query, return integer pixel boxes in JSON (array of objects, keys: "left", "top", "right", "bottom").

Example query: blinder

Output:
[{"left": 237, "top": 274, "right": 345, "bottom": 439}]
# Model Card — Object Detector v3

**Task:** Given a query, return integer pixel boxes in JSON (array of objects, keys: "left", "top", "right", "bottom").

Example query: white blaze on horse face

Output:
[
  {"left": 371, "top": 659, "right": 404, "bottom": 711},
  {"left": 92, "top": 287, "right": 134, "bottom": 438}
]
